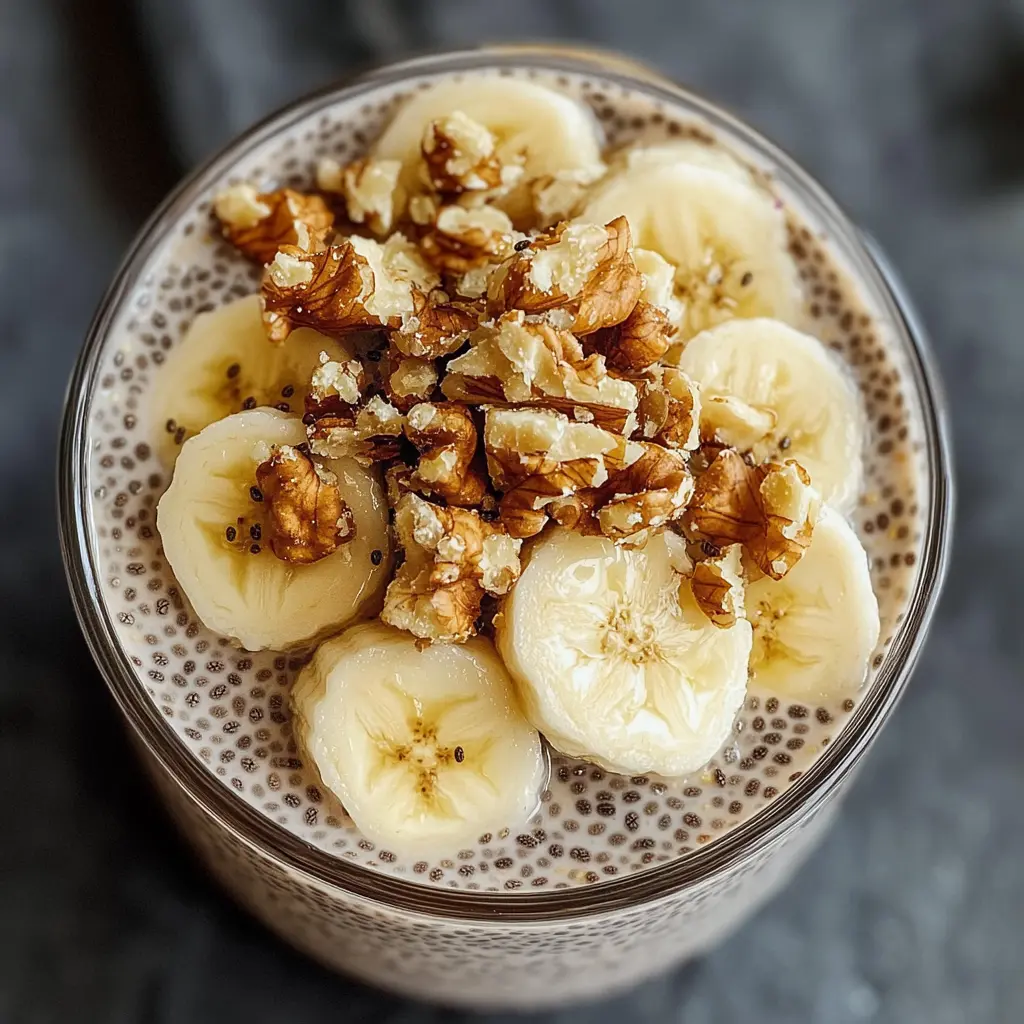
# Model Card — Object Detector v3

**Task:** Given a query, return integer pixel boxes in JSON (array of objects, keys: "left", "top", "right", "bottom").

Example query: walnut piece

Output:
[
  {"left": 254, "top": 445, "right": 355, "bottom": 563},
  {"left": 633, "top": 248, "right": 685, "bottom": 328},
  {"left": 528, "top": 166, "right": 606, "bottom": 228},
  {"left": 442, "top": 310, "right": 638, "bottom": 434},
  {"left": 383, "top": 348, "right": 439, "bottom": 412},
  {"left": 588, "top": 300, "right": 675, "bottom": 372},
  {"left": 392, "top": 288, "right": 479, "bottom": 359},
  {"left": 317, "top": 157, "right": 402, "bottom": 235},
  {"left": 381, "top": 493, "right": 522, "bottom": 643},
  {"left": 308, "top": 350, "right": 365, "bottom": 408},
  {"left": 214, "top": 185, "right": 333, "bottom": 265},
  {"left": 487, "top": 217, "right": 642, "bottom": 335},
  {"left": 637, "top": 367, "right": 702, "bottom": 450},
  {"left": 405, "top": 402, "right": 488, "bottom": 508},
  {"left": 685, "top": 449, "right": 821, "bottom": 579},
  {"left": 421, "top": 112, "right": 507, "bottom": 195},
  {"left": 261, "top": 242, "right": 378, "bottom": 343},
  {"left": 306, "top": 393, "right": 405, "bottom": 465},
  {"left": 349, "top": 233, "right": 441, "bottom": 324},
  {"left": 419, "top": 204, "right": 519, "bottom": 275},
  {"left": 484, "top": 407, "right": 635, "bottom": 539},
  {"left": 690, "top": 548, "right": 745, "bottom": 629},
  {"left": 592, "top": 442, "right": 694, "bottom": 541}
]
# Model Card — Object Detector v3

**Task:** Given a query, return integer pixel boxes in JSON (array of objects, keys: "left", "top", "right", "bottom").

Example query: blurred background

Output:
[{"left": 2, "top": 1, "right": 1021, "bottom": 1021}]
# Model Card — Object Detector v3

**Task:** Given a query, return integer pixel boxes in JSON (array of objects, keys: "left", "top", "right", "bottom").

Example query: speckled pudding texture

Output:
[{"left": 84, "top": 66, "right": 926, "bottom": 892}]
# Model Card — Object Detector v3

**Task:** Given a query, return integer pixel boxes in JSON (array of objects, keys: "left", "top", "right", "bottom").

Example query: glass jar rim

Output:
[{"left": 58, "top": 45, "right": 954, "bottom": 923}]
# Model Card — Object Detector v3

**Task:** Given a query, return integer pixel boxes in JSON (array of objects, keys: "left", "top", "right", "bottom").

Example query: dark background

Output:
[{"left": 2, "top": 1, "right": 1022, "bottom": 1021}]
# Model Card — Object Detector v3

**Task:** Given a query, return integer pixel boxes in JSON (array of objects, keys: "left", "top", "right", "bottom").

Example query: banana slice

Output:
[
  {"left": 578, "top": 162, "right": 801, "bottom": 340},
  {"left": 608, "top": 139, "right": 754, "bottom": 183},
  {"left": 676, "top": 318, "right": 864, "bottom": 512},
  {"left": 496, "top": 529, "right": 752, "bottom": 777},
  {"left": 372, "top": 77, "right": 604, "bottom": 211},
  {"left": 156, "top": 408, "right": 390, "bottom": 651},
  {"left": 745, "top": 506, "right": 879, "bottom": 701},
  {"left": 292, "top": 621, "right": 547, "bottom": 852},
  {"left": 153, "top": 295, "right": 352, "bottom": 465}
]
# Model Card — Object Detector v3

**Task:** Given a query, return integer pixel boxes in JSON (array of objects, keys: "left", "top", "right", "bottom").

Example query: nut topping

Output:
[
  {"left": 392, "top": 288, "right": 480, "bottom": 359},
  {"left": 487, "top": 217, "right": 642, "bottom": 335},
  {"left": 317, "top": 157, "right": 402, "bottom": 235},
  {"left": 636, "top": 367, "right": 702, "bottom": 450},
  {"left": 405, "top": 402, "right": 488, "bottom": 507},
  {"left": 690, "top": 548, "right": 745, "bottom": 629},
  {"left": 588, "top": 300, "right": 676, "bottom": 372},
  {"left": 419, "top": 204, "right": 519, "bottom": 275},
  {"left": 685, "top": 449, "right": 820, "bottom": 579},
  {"left": 254, "top": 445, "right": 355, "bottom": 563},
  {"left": 214, "top": 185, "right": 334, "bottom": 264},
  {"left": 421, "top": 112, "right": 506, "bottom": 195}
]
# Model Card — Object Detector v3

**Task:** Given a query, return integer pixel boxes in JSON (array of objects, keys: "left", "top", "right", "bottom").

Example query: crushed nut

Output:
[
  {"left": 484, "top": 407, "right": 634, "bottom": 538},
  {"left": 633, "top": 248, "right": 685, "bottom": 328},
  {"left": 442, "top": 310, "right": 638, "bottom": 434},
  {"left": 349, "top": 233, "right": 441, "bottom": 323},
  {"left": 592, "top": 442, "right": 694, "bottom": 541},
  {"left": 392, "top": 288, "right": 479, "bottom": 359},
  {"left": 405, "top": 402, "right": 488, "bottom": 507},
  {"left": 421, "top": 112, "right": 506, "bottom": 195},
  {"left": 261, "top": 242, "right": 379, "bottom": 343},
  {"left": 254, "top": 445, "right": 355, "bottom": 563},
  {"left": 419, "top": 204, "right": 519, "bottom": 275},
  {"left": 381, "top": 493, "right": 521, "bottom": 643},
  {"left": 317, "top": 157, "right": 402, "bottom": 235},
  {"left": 528, "top": 166, "right": 607, "bottom": 228},
  {"left": 700, "top": 394, "right": 777, "bottom": 451},
  {"left": 685, "top": 449, "right": 820, "bottom": 579},
  {"left": 588, "top": 300, "right": 675, "bottom": 372},
  {"left": 487, "top": 217, "right": 642, "bottom": 335},
  {"left": 383, "top": 349, "right": 439, "bottom": 412},
  {"left": 214, "top": 185, "right": 333, "bottom": 265},
  {"left": 308, "top": 350, "right": 365, "bottom": 409},
  {"left": 636, "top": 367, "right": 702, "bottom": 450},
  {"left": 306, "top": 393, "right": 405, "bottom": 465},
  {"left": 690, "top": 547, "right": 745, "bottom": 629}
]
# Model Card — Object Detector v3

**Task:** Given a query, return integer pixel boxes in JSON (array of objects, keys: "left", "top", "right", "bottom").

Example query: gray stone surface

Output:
[{"left": 1, "top": 0, "right": 1020, "bottom": 1020}]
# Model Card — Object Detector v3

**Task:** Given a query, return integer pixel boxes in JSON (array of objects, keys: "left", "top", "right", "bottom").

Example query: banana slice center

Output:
[
  {"left": 749, "top": 592, "right": 830, "bottom": 671},
  {"left": 674, "top": 246, "right": 755, "bottom": 333}
]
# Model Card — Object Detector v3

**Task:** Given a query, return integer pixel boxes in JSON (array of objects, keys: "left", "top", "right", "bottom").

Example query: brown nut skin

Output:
[
  {"left": 636, "top": 368, "right": 701, "bottom": 450},
  {"left": 685, "top": 449, "right": 818, "bottom": 580},
  {"left": 690, "top": 557, "right": 742, "bottom": 629},
  {"left": 216, "top": 188, "right": 334, "bottom": 265},
  {"left": 260, "top": 242, "right": 382, "bottom": 344},
  {"left": 419, "top": 206, "right": 515, "bottom": 275},
  {"left": 487, "top": 216, "right": 642, "bottom": 335},
  {"left": 421, "top": 115, "right": 504, "bottom": 196},
  {"left": 588, "top": 300, "right": 675, "bottom": 372},
  {"left": 254, "top": 446, "right": 354, "bottom": 564},
  {"left": 404, "top": 402, "right": 489, "bottom": 508},
  {"left": 495, "top": 454, "right": 606, "bottom": 539},
  {"left": 391, "top": 289, "right": 479, "bottom": 359}
]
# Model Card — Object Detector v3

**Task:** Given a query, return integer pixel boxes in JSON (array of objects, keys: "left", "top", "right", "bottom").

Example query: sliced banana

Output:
[
  {"left": 153, "top": 296, "right": 352, "bottom": 465},
  {"left": 373, "top": 77, "right": 604, "bottom": 214},
  {"left": 676, "top": 318, "right": 864, "bottom": 512},
  {"left": 608, "top": 139, "right": 754, "bottom": 183},
  {"left": 578, "top": 162, "right": 801, "bottom": 340},
  {"left": 292, "top": 621, "right": 547, "bottom": 852},
  {"left": 745, "top": 506, "right": 879, "bottom": 701},
  {"left": 496, "top": 529, "right": 752, "bottom": 777},
  {"left": 156, "top": 408, "right": 390, "bottom": 651}
]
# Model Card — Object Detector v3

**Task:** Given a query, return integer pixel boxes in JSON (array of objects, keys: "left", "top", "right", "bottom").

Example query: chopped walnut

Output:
[
  {"left": 317, "top": 157, "right": 402, "bottom": 235},
  {"left": 690, "top": 548, "right": 745, "bottom": 629},
  {"left": 637, "top": 367, "right": 702, "bottom": 450},
  {"left": 306, "top": 394, "right": 405, "bottom": 465},
  {"left": 349, "top": 233, "right": 441, "bottom": 323},
  {"left": 405, "top": 402, "right": 488, "bottom": 507},
  {"left": 685, "top": 449, "right": 820, "bottom": 579},
  {"left": 487, "top": 217, "right": 642, "bottom": 335},
  {"left": 484, "top": 407, "right": 634, "bottom": 539},
  {"left": 392, "top": 288, "right": 479, "bottom": 359},
  {"left": 700, "top": 394, "right": 777, "bottom": 451},
  {"left": 308, "top": 350, "right": 365, "bottom": 408},
  {"left": 214, "top": 185, "right": 333, "bottom": 265},
  {"left": 441, "top": 310, "right": 638, "bottom": 434},
  {"left": 421, "top": 112, "right": 513, "bottom": 196},
  {"left": 592, "top": 442, "right": 693, "bottom": 541},
  {"left": 419, "top": 204, "right": 519, "bottom": 275},
  {"left": 254, "top": 445, "right": 355, "bottom": 563},
  {"left": 588, "top": 300, "right": 676, "bottom": 372},
  {"left": 381, "top": 493, "right": 522, "bottom": 643},
  {"left": 383, "top": 349, "right": 439, "bottom": 412},
  {"left": 261, "top": 242, "right": 378, "bottom": 343},
  {"left": 633, "top": 248, "right": 685, "bottom": 328},
  {"left": 528, "top": 166, "right": 607, "bottom": 228}
]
